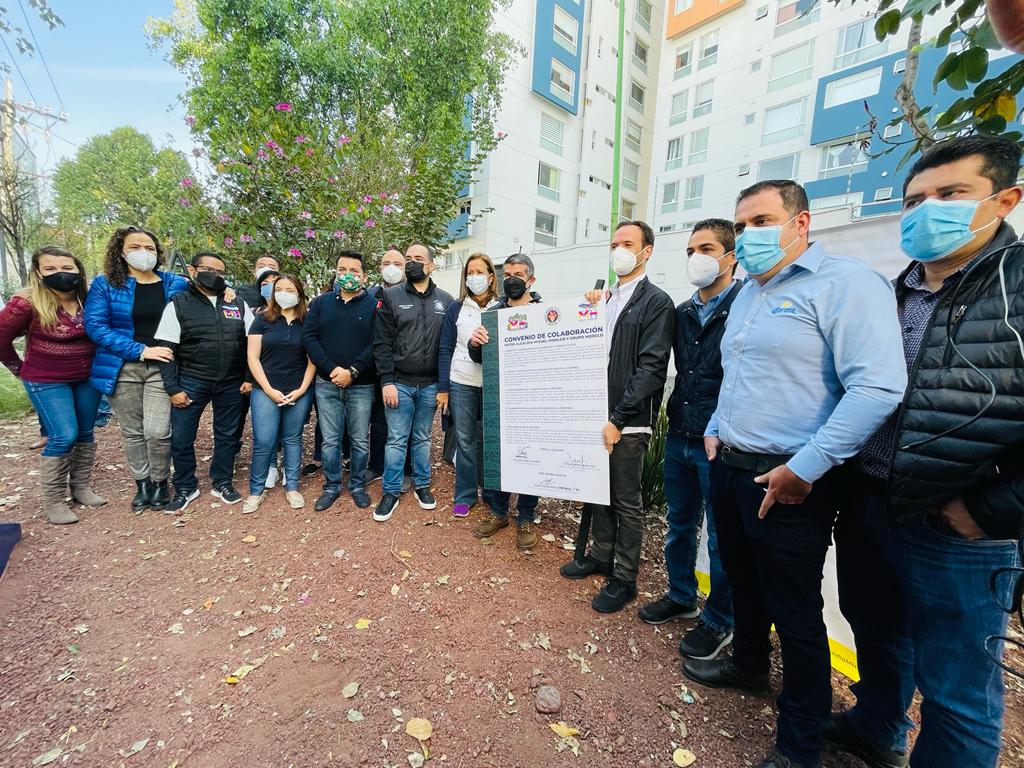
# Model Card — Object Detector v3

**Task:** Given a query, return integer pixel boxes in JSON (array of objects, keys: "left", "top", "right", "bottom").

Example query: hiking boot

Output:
[
  {"left": 131, "top": 479, "right": 153, "bottom": 512},
  {"left": 473, "top": 513, "right": 510, "bottom": 538},
  {"left": 149, "top": 479, "right": 170, "bottom": 510},
  {"left": 413, "top": 486, "right": 437, "bottom": 510},
  {"left": 592, "top": 578, "right": 638, "bottom": 613},
  {"left": 679, "top": 622, "right": 734, "bottom": 661},
  {"left": 211, "top": 484, "right": 242, "bottom": 504},
  {"left": 40, "top": 454, "right": 77, "bottom": 525},
  {"left": 373, "top": 493, "right": 399, "bottom": 522},
  {"left": 639, "top": 594, "right": 700, "bottom": 624},
  {"left": 69, "top": 443, "right": 107, "bottom": 506},
  {"left": 164, "top": 488, "right": 200, "bottom": 515},
  {"left": 823, "top": 712, "right": 908, "bottom": 768},
  {"left": 559, "top": 553, "right": 612, "bottom": 580},
  {"left": 683, "top": 656, "right": 769, "bottom": 696},
  {"left": 516, "top": 520, "right": 538, "bottom": 550}
]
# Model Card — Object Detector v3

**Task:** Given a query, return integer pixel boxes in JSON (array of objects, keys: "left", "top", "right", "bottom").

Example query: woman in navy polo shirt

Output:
[{"left": 243, "top": 274, "right": 315, "bottom": 512}]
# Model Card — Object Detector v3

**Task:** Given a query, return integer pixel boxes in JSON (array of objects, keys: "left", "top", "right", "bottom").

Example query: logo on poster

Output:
[
  {"left": 507, "top": 312, "right": 528, "bottom": 331},
  {"left": 577, "top": 303, "right": 598, "bottom": 321},
  {"left": 545, "top": 307, "right": 560, "bottom": 325}
]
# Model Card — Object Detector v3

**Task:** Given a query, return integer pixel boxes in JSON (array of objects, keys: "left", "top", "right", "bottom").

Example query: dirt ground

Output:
[{"left": 0, "top": 414, "right": 1021, "bottom": 768}]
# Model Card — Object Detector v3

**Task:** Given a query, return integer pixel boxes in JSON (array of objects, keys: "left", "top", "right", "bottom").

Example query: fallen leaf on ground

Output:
[
  {"left": 407, "top": 753, "right": 424, "bottom": 768},
  {"left": 342, "top": 682, "right": 359, "bottom": 698},
  {"left": 398, "top": 550, "right": 413, "bottom": 558},
  {"left": 435, "top": 575, "right": 450, "bottom": 585},
  {"left": 238, "top": 626, "right": 258, "bottom": 638},
  {"left": 390, "top": 584, "right": 400, "bottom": 596},
  {"left": 120, "top": 738, "right": 150, "bottom": 758},
  {"left": 31, "top": 746, "right": 62, "bottom": 766},
  {"left": 535, "top": 633, "right": 552, "bottom": 650},
  {"left": 202, "top": 597, "right": 214, "bottom": 610},
  {"left": 405, "top": 717, "right": 433, "bottom": 741},
  {"left": 549, "top": 722, "right": 580, "bottom": 738},
  {"left": 354, "top": 618, "right": 371, "bottom": 630},
  {"left": 541, "top": 533, "right": 558, "bottom": 542},
  {"left": 72, "top": 623, "right": 89, "bottom": 634},
  {"left": 167, "top": 623, "right": 184, "bottom": 635},
  {"left": 241, "top": 535, "right": 256, "bottom": 543},
  {"left": 346, "top": 709, "right": 364, "bottom": 722},
  {"left": 673, "top": 748, "right": 696, "bottom": 767}
]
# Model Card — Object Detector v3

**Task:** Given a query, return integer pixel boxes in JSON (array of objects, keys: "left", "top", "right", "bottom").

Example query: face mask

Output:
[
  {"left": 899, "top": 195, "right": 999, "bottom": 262},
  {"left": 124, "top": 249, "right": 157, "bottom": 272},
  {"left": 274, "top": 291, "right": 299, "bottom": 309},
  {"left": 735, "top": 215, "right": 799, "bottom": 275},
  {"left": 465, "top": 274, "right": 490, "bottom": 296},
  {"left": 503, "top": 276, "right": 529, "bottom": 300},
  {"left": 41, "top": 272, "right": 83, "bottom": 293},
  {"left": 260, "top": 283, "right": 273, "bottom": 301},
  {"left": 255, "top": 266, "right": 277, "bottom": 282},
  {"left": 687, "top": 251, "right": 731, "bottom": 289},
  {"left": 195, "top": 271, "right": 226, "bottom": 294},
  {"left": 335, "top": 273, "right": 362, "bottom": 292},
  {"left": 611, "top": 246, "right": 642, "bottom": 277},
  {"left": 381, "top": 264, "right": 404, "bottom": 285},
  {"left": 405, "top": 260, "right": 427, "bottom": 282}
]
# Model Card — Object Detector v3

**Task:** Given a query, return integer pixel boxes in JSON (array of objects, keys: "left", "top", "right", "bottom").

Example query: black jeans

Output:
[
  {"left": 590, "top": 433, "right": 651, "bottom": 583},
  {"left": 170, "top": 375, "right": 244, "bottom": 493},
  {"left": 711, "top": 458, "right": 839, "bottom": 767}
]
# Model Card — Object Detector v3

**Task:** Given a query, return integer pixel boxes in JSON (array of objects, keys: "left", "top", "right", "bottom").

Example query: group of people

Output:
[{"left": 0, "top": 134, "right": 1021, "bottom": 768}]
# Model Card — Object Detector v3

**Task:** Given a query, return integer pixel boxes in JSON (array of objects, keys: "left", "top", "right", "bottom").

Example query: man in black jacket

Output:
[
  {"left": 155, "top": 252, "right": 250, "bottom": 513},
  {"left": 560, "top": 220, "right": 675, "bottom": 614},
  {"left": 372, "top": 243, "right": 454, "bottom": 522},
  {"left": 638, "top": 219, "right": 740, "bottom": 661},
  {"left": 828, "top": 136, "right": 1024, "bottom": 768}
]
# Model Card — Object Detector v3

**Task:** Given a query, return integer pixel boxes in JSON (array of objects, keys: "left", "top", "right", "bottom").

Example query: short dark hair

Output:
[
  {"left": 504, "top": 252, "right": 535, "bottom": 277},
  {"left": 691, "top": 218, "right": 735, "bottom": 253},
  {"left": 903, "top": 135, "right": 1022, "bottom": 197},
  {"left": 256, "top": 254, "right": 280, "bottom": 267},
  {"left": 336, "top": 249, "right": 365, "bottom": 267},
  {"left": 191, "top": 251, "right": 225, "bottom": 268},
  {"left": 615, "top": 219, "right": 655, "bottom": 249},
  {"left": 736, "top": 180, "right": 809, "bottom": 216}
]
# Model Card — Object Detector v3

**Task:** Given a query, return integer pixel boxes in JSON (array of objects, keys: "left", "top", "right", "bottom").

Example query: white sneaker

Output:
[
  {"left": 265, "top": 467, "right": 280, "bottom": 489},
  {"left": 242, "top": 494, "right": 264, "bottom": 514}
]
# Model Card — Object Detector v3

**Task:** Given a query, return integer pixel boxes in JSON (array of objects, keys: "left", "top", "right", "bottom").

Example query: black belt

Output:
[{"left": 719, "top": 444, "right": 793, "bottom": 475}]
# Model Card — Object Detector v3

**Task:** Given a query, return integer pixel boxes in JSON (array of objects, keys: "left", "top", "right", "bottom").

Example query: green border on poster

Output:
[{"left": 481, "top": 311, "right": 501, "bottom": 490}]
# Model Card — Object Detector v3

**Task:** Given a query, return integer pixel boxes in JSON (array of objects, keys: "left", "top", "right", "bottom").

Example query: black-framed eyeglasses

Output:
[
  {"left": 985, "top": 535, "right": 1024, "bottom": 680},
  {"left": 196, "top": 265, "right": 226, "bottom": 277}
]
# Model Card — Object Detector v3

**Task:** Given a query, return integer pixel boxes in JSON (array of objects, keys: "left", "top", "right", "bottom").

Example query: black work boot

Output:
[
  {"left": 149, "top": 479, "right": 170, "bottom": 511},
  {"left": 131, "top": 479, "right": 153, "bottom": 512}
]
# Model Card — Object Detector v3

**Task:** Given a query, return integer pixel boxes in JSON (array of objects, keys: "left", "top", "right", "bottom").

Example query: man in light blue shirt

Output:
[{"left": 684, "top": 180, "right": 906, "bottom": 768}]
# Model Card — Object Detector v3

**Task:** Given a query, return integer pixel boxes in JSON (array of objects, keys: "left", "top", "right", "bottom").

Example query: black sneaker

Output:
[
  {"left": 679, "top": 622, "right": 734, "bottom": 660},
  {"left": 352, "top": 488, "right": 371, "bottom": 508},
  {"left": 592, "top": 578, "right": 638, "bottom": 614},
  {"left": 164, "top": 488, "right": 199, "bottom": 515},
  {"left": 314, "top": 491, "right": 340, "bottom": 511},
  {"left": 373, "top": 493, "right": 399, "bottom": 522},
  {"left": 559, "top": 554, "right": 613, "bottom": 580},
  {"left": 683, "top": 656, "right": 769, "bottom": 696},
  {"left": 301, "top": 462, "right": 321, "bottom": 477},
  {"left": 639, "top": 594, "right": 700, "bottom": 625},
  {"left": 413, "top": 487, "right": 436, "bottom": 510},
  {"left": 211, "top": 484, "right": 242, "bottom": 504},
  {"left": 823, "top": 712, "right": 908, "bottom": 768}
]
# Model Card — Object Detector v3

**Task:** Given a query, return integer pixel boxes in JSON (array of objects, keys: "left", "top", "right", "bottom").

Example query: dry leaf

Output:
[
  {"left": 223, "top": 675, "right": 240, "bottom": 685},
  {"left": 390, "top": 584, "right": 401, "bottom": 596},
  {"left": 354, "top": 618, "right": 371, "bottom": 630},
  {"left": 541, "top": 533, "right": 558, "bottom": 542},
  {"left": 342, "top": 682, "right": 359, "bottom": 698},
  {"left": 238, "top": 626, "right": 258, "bottom": 638},
  {"left": 31, "top": 747, "right": 62, "bottom": 766},
  {"left": 72, "top": 623, "right": 89, "bottom": 634},
  {"left": 435, "top": 575, "right": 450, "bottom": 585},
  {"left": 346, "top": 709, "right": 364, "bottom": 722},
  {"left": 407, "top": 753, "right": 424, "bottom": 768},
  {"left": 405, "top": 717, "right": 433, "bottom": 741},
  {"left": 673, "top": 748, "right": 696, "bottom": 766},
  {"left": 122, "top": 738, "right": 150, "bottom": 757},
  {"left": 202, "top": 597, "right": 214, "bottom": 610},
  {"left": 167, "top": 622, "right": 184, "bottom": 635},
  {"left": 241, "top": 535, "right": 256, "bottom": 543},
  {"left": 398, "top": 550, "right": 413, "bottom": 558},
  {"left": 549, "top": 722, "right": 579, "bottom": 738}
]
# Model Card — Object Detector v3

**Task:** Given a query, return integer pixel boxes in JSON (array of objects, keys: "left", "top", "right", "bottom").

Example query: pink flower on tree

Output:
[
  {"left": 240, "top": 234, "right": 254, "bottom": 243},
  {"left": 256, "top": 149, "right": 269, "bottom": 160},
  {"left": 265, "top": 140, "right": 279, "bottom": 149},
  {"left": 337, "top": 135, "right": 351, "bottom": 145},
  {"left": 364, "top": 219, "right": 376, "bottom": 229},
  {"left": 381, "top": 205, "right": 393, "bottom": 214},
  {"left": 304, "top": 228, "right": 316, "bottom": 239},
  {"left": 298, "top": 210, "right": 312, "bottom": 219},
  {"left": 333, "top": 230, "right": 345, "bottom": 239},
  {"left": 273, "top": 147, "right": 285, "bottom": 158},
  {"left": 180, "top": 176, "right": 194, "bottom": 189},
  {"left": 217, "top": 213, "right": 232, "bottom": 224},
  {"left": 294, "top": 135, "right": 307, "bottom": 143},
  {"left": 287, "top": 165, "right": 300, "bottom": 174},
  {"left": 288, "top": 247, "right": 303, "bottom": 259},
  {"left": 326, "top": 176, "right": 337, "bottom": 184},
  {"left": 339, "top": 207, "right": 348, "bottom": 216},
  {"left": 275, "top": 103, "right": 292, "bottom": 111},
  {"left": 224, "top": 236, "right": 235, "bottom": 247},
  {"left": 177, "top": 197, "right": 190, "bottom": 207},
  {"left": 496, "top": 129, "right": 507, "bottom": 139},
  {"left": 305, "top": 148, "right": 315, "bottom": 156},
  {"left": 185, "top": 115, "right": 196, "bottom": 127},
  {"left": 362, "top": 195, "right": 373, "bottom": 203}
]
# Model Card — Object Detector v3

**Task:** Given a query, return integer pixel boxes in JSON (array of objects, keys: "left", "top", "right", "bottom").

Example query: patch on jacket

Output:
[
  {"left": 770, "top": 301, "right": 798, "bottom": 315},
  {"left": 433, "top": 299, "right": 446, "bottom": 314},
  {"left": 222, "top": 307, "right": 242, "bottom": 319}
]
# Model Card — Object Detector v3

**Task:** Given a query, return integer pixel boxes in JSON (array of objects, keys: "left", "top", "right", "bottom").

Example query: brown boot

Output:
[
  {"left": 516, "top": 520, "right": 538, "bottom": 550},
  {"left": 69, "top": 443, "right": 107, "bottom": 507},
  {"left": 40, "top": 455, "right": 77, "bottom": 525},
  {"left": 473, "top": 512, "right": 510, "bottom": 539}
]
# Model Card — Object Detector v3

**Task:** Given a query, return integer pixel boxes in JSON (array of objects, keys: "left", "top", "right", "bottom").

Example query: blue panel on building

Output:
[
  {"left": 531, "top": 0, "right": 585, "bottom": 115},
  {"left": 805, "top": 43, "right": 1021, "bottom": 214}
]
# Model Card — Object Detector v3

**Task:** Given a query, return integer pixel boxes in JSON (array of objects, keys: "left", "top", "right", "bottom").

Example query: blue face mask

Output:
[
  {"left": 735, "top": 214, "right": 799, "bottom": 275},
  {"left": 260, "top": 283, "right": 273, "bottom": 301},
  {"left": 899, "top": 196, "right": 999, "bottom": 262}
]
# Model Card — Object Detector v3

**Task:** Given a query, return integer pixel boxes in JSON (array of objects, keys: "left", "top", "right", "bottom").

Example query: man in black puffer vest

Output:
[{"left": 829, "top": 136, "right": 1024, "bottom": 768}]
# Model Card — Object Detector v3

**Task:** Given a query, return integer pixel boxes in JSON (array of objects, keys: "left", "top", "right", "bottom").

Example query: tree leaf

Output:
[
  {"left": 549, "top": 722, "right": 579, "bottom": 738},
  {"left": 873, "top": 9, "right": 901, "bottom": 41},
  {"left": 354, "top": 618, "right": 371, "bottom": 630},
  {"left": 342, "top": 682, "right": 359, "bottom": 698},
  {"left": 673, "top": 748, "right": 697, "bottom": 767},
  {"left": 960, "top": 47, "right": 989, "bottom": 84},
  {"left": 405, "top": 717, "right": 433, "bottom": 741}
]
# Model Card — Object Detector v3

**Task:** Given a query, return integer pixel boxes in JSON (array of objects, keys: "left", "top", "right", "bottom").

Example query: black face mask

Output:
[
  {"left": 405, "top": 260, "right": 426, "bottom": 283},
  {"left": 41, "top": 272, "right": 83, "bottom": 293},
  {"left": 503, "top": 276, "right": 528, "bottom": 300},
  {"left": 195, "top": 271, "right": 226, "bottom": 294}
]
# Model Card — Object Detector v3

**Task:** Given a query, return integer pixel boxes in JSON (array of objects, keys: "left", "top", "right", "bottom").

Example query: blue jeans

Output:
[
  {"left": 249, "top": 387, "right": 312, "bottom": 495},
  {"left": 838, "top": 476, "right": 1021, "bottom": 767},
  {"left": 315, "top": 380, "right": 373, "bottom": 495},
  {"left": 383, "top": 382, "right": 437, "bottom": 495},
  {"left": 664, "top": 434, "right": 733, "bottom": 633},
  {"left": 23, "top": 380, "right": 102, "bottom": 456},
  {"left": 170, "top": 375, "right": 243, "bottom": 493},
  {"left": 449, "top": 381, "right": 483, "bottom": 506}
]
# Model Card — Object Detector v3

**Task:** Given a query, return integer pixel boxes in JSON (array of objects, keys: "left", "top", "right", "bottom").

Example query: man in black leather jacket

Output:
[{"left": 829, "top": 135, "right": 1024, "bottom": 768}]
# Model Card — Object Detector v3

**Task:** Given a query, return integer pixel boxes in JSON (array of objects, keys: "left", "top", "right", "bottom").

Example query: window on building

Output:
[
  {"left": 693, "top": 80, "right": 713, "bottom": 118},
  {"left": 629, "top": 79, "right": 645, "bottom": 112},
  {"left": 688, "top": 127, "right": 709, "bottom": 164},
  {"left": 824, "top": 66, "right": 882, "bottom": 108},
  {"left": 540, "top": 112, "right": 564, "bottom": 155},
  {"left": 670, "top": 90, "right": 689, "bottom": 125},
  {"left": 666, "top": 137, "right": 683, "bottom": 170},
  {"left": 819, "top": 138, "right": 868, "bottom": 179},
  {"left": 776, "top": 0, "right": 820, "bottom": 36},
  {"left": 768, "top": 40, "right": 814, "bottom": 92},
  {"left": 684, "top": 175, "right": 704, "bottom": 209},
  {"left": 635, "top": 0, "right": 652, "bottom": 31},
  {"left": 623, "top": 159, "right": 640, "bottom": 191},
  {"left": 883, "top": 122, "right": 903, "bottom": 139},
  {"left": 550, "top": 59, "right": 575, "bottom": 101},
  {"left": 538, "top": 161, "right": 560, "bottom": 201},
  {"left": 553, "top": 5, "right": 579, "bottom": 56},
  {"left": 751, "top": 59, "right": 762, "bottom": 73},
  {"left": 625, "top": 119, "right": 643, "bottom": 153},
  {"left": 762, "top": 97, "right": 806, "bottom": 144},
  {"left": 675, "top": 0, "right": 693, "bottom": 12},
  {"left": 633, "top": 38, "right": 649, "bottom": 72},
  {"left": 674, "top": 43, "right": 693, "bottom": 79},
  {"left": 758, "top": 153, "right": 800, "bottom": 181},
  {"left": 699, "top": 29, "right": 719, "bottom": 69},
  {"left": 810, "top": 192, "right": 863, "bottom": 210},
  {"left": 738, "top": 163, "right": 751, "bottom": 176},
  {"left": 874, "top": 187, "right": 893, "bottom": 202},
  {"left": 893, "top": 57, "right": 906, "bottom": 74},
  {"left": 662, "top": 181, "right": 680, "bottom": 213},
  {"left": 755, "top": 4, "right": 769, "bottom": 19},
  {"left": 535, "top": 210, "right": 557, "bottom": 246},
  {"left": 621, "top": 198, "right": 636, "bottom": 220},
  {"left": 745, "top": 112, "right": 756, "bottom": 125},
  {"left": 835, "top": 19, "right": 888, "bottom": 69}
]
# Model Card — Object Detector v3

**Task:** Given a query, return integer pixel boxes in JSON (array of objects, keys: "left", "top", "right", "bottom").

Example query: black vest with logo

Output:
[{"left": 171, "top": 287, "right": 247, "bottom": 382}]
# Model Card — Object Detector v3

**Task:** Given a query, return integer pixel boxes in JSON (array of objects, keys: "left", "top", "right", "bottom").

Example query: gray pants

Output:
[
  {"left": 590, "top": 432, "right": 651, "bottom": 583},
  {"left": 107, "top": 361, "right": 172, "bottom": 482}
]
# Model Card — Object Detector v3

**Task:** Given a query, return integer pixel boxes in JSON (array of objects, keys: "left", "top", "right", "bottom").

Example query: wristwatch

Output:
[{"left": 348, "top": 366, "right": 359, "bottom": 380}]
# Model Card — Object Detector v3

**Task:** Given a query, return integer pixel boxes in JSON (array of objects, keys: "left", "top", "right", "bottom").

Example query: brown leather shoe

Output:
[
  {"left": 473, "top": 513, "right": 510, "bottom": 538},
  {"left": 516, "top": 520, "right": 538, "bottom": 550}
]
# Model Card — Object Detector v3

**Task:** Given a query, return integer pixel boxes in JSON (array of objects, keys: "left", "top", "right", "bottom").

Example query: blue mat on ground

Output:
[{"left": 0, "top": 523, "right": 21, "bottom": 577}]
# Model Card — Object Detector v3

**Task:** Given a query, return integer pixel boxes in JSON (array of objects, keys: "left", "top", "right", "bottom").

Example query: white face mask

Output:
[
  {"left": 465, "top": 274, "right": 490, "bottom": 296},
  {"left": 274, "top": 291, "right": 299, "bottom": 309},
  {"left": 255, "top": 266, "right": 277, "bottom": 282},
  {"left": 687, "top": 251, "right": 732, "bottom": 289},
  {"left": 124, "top": 249, "right": 158, "bottom": 273},
  {"left": 611, "top": 246, "right": 642, "bottom": 277},
  {"left": 381, "top": 264, "right": 404, "bottom": 285}
]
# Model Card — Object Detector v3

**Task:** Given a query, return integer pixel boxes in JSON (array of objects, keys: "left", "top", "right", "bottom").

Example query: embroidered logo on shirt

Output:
[
  {"left": 433, "top": 299, "right": 446, "bottom": 314},
  {"left": 507, "top": 313, "right": 528, "bottom": 331},
  {"left": 770, "top": 301, "right": 797, "bottom": 315}
]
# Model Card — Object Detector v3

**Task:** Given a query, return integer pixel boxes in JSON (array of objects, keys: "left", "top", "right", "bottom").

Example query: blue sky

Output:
[{"left": 5, "top": 1, "right": 190, "bottom": 170}]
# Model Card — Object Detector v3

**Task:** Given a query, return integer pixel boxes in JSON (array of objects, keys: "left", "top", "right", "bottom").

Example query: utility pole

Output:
[{"left": 608, "top": 0, "right": 627, "bottom": 284}]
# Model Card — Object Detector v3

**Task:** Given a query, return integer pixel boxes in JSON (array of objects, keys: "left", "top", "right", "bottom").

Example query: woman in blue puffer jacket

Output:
[{"left": 84, "top": 227, "right": 187, "bottom": 512}]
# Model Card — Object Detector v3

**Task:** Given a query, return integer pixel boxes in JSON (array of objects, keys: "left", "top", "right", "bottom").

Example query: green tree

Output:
[
  {"left": 51, "top": 127, "right": 210, "bottom": 271},
  {"left": 147, "top": 0, "right": 519, "bottom": 251}
]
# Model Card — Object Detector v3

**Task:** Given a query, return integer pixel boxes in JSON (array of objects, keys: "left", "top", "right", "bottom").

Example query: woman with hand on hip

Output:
[{"left": 0, "top": 246, "right": 105, "bottom": 524}]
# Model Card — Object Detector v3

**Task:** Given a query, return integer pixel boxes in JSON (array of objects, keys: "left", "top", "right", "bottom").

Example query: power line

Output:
[
  {"left": 16, "top": 0, "right": 64, "bottom": 113},
  {"left": 0, "top": 38, "right": 41, "bottom": 109}
]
